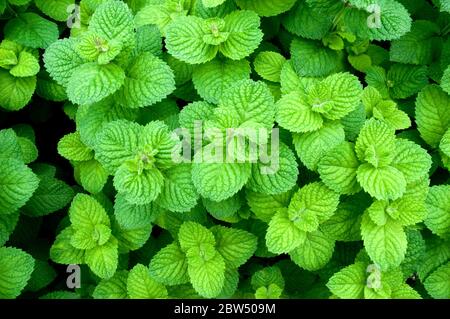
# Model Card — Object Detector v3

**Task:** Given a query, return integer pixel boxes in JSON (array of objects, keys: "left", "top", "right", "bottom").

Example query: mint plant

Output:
[{"left": 0, "top": 0, "right": 449, "bottom": 300}]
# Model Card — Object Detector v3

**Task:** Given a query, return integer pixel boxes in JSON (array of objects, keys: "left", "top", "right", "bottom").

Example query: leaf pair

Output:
[
  {"left": 149, "top": 221, "right": 257, "bottom": 298},
  {"left": 318, "top": 119, "right": 432, "bottom": 200},
  {"left": 165, "top": 10, "right": 263, "bottom": 64},
  {"left": 276, "top": 72, "right": 363, "bottom": 133},
  {"left": 265, "top": 182, "right": 339, "bottom": 270},
  {"left": 44, "top": 0, "right": 175, "bottom": 107},
  {"left": 51, "top": 194, "right": 118, "bottom": 279}
]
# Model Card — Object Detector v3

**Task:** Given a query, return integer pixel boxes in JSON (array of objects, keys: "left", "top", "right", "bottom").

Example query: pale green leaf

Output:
[
  {"left": 85, "top": 237, "right": 119, "bottom": 279},
  {"left": 0, "top": 69, "right": 36, "bottom": 111},
  {"left": 156, "top": 164, "right": 199, "bottom": 213},
  {"left": 220, "top": 10, "right": 263, "bottom": 60},
  {"left": 425, "top": 186, "right": 450, "bottom": 239},
  {"left": 361, "top": 213, "right": 407, "bottom": 270},
  {"left": 294, "top": 122, "right": 345, "bottom": 171},
  {"left": 67, "top": 63, "right": 125, "bottom": 105},
  {"left": 415, "top": 85, "right": 450, "bottom": 148},
  {"left": 127, "top": 264, "right": 168, "bottom": 299},
  {"left": 192, "top": 58, "right": 251, "bottom": 104},
  {"left": 266, "top": 208, "right": 306, "bottom": 254},
  {"left": 289, "top": 229, "right": 335, "bottom": 271},
  {"left": 211, "top": 225, "right": 257, "bottom": 268},
  {"left": 149, "top": 243, "right": 190, "bottom": 286}
]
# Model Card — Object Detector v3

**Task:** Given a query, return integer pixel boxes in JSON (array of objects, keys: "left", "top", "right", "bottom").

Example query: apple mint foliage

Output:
[{"left": 0, "top": 0, "right": 449, "bottom": 300}]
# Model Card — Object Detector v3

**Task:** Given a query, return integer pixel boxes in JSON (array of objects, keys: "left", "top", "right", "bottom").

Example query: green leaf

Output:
[
  {"left": 4, "top": 13, "right": 58, "bottom": 49},
  {"left": 116, "top": 52, "right": 175, "bottom": 108},
  {"left": 219, "top": 79, "right": 275, "bottom": 127},
  {"left": 355, "top": 118, "right": 396, "bottom": 167},
  {"left": 235, "top": 0, "right": 297, "bottom": 17},
  {"left": 440, "top": 129, "right": 450, "bottom": 158},
  {"left": 78, "top": 160, "right": 109, "bottom": 194},
  {"left": 88, "top": 0, "right": 135, "bottom": 48},
  {"left": 94, "top": 120, "right": 141, "bottom": 173},
  {"left": 357, "top": 164, "right": 406, "bottom": 201},
  {"left": 127, "top": 264, "right": 168, "bottom": 299},
  {"left": 387, "top": 197, "right": 426, "bottom": 226},
  {"left": 211, "top": 226, "right": 257, "bottom": 268},
  {"left": 320, "top": 72, "right": 363, "bottom": 120},
  {"left": 294, "top": 122, "right": 346, "bottom": 171},
  {"left": 266, "top": 208, "right": 306, "bottom": 254},
  {"left": 17, "top": 137, "right": 38, "bottom": 164},
  {"left": 114, "top": 222, "right": 152, "bottom": 252},
  {"left": 71, "top": 227, "right": 100, "bottom": 250},
  {"left": 326, "top": 262, "right": 366, "bottom": 299},
  {"left": 290, "top": 229, "right": 335, "bottom": 271},
  {"left": 149, "top": 243, "right": 190, "bottom": 286},
  {"left": 280, "top": 61, "right": 319, "bottom": 95},
  {"left": 247, "top": 143, "right": 298, "bottom": 195},
  {"left": 246, "top": 188, "right": 294, "bottom": 223},
  {"left": 178, "top": 221, "right": 215, "bottom": 252},
  {"left": 93, "top": 271, "right": 128, "bottom": 299},
  {"left": 276, "top": 90, "right": 323, "bottom": 133},
  {"left": 291, "top": 38, "right": 344, "bottom": 77},
  {"left": 67, "top": 63, "right": 125, "bottom": 105},
  {"left": 219, "top": 267, "right": 239, "bottom": 298},
  {"left": 387, "top": 64, "right": 428, "bottom": 99},
  {"left": 192, "top": 58, "right": 251, "bottom": 104},
  {"left": 344, "top": 0, "right": 412, "bottom": 41},
  {"left": 203, "top": 194, "right": 241, "bottom": 221},
  {"left": 251, "top": 266, "right": 285, "bottom": 290},
  {"left": 255, "top": 283, "right": 283, "bottom": 299},
  {"left": 69, "top": 193, "right": 110, "bottom": 230},
  {"left": 390, "top": 21, "right": 440, "bottom": 65},
  {"left": 424, "top": 262, "right": 450, "bottom": 299},
  {"left": 390, "top": 139, "right": 431, "bottom": 184},
  {"left": 85, "top": 237, "right": 119, "bottom": 279},
  {"left": 58, "top": 132, "right": 93, "bottom": 161},
  {"left": 202, "top": 0, "right": 226, "bottom": 8},
  {"left": 416, "top": 85, "right": 450, "bottom": 148},
  {"left": 35, "top": 0, "right": 75, "bottom": 22},
  {"left": 50, "top": 227, "right": 85, "bottom": 265},
  {"left": 187, "top": 246, "right": 225, "bottom": 298},
  {"left": 283, "top": 1, "right": 333, "bottom": 40},
  {"left": 418, "top": 237, "right": 450, "bottom": 280},
  {"left": 0, "top": 69, "right": 36, "bottom": 111},
  {"left": 425, "top": 186, "right": 450, "bottom": 239},
  {"left": 113, "top": 164, "right": 164, "bottom": 205},
  {"left": 320, "top": 197, "right": 366, "bottom": 242},
  {"left": 0, "top": 247, "right": 35, "bottom": 299},
  {"left": 192, "top": 161, "right": 251, "bottom": 202},
  {"left": 114, "top": 194, "right": 156, "bottom": 230},
  {"left": 22, "top": 176, "right": 74, "bottom": 217},
  {"left": 26, "top": 259, "right": 57, "bottom": 293},
  {"left": 10, "top": 51, "right": 40, "bottom": 78},
  {"left": 155, "top": 164, "right": 199, "bottom": 213},
  {"left": 0, "top": 212, "right": 19, "bottom": 246},
  {"left": 0, "top": 159, "right": 39, "bottom": 215},
  {"left": 220, "top": 10, "right": 263, "bottom": 60},
  {"left": 317, "top": 142, "right": 361, "bottom": 194},
  {"left": 0, "top": 128, "right": 22, "bottom": 160},
  {"left": 361, "top": 213, "right": 407, "bottom": 270},
  {"left": 254, "top": 51, "right": 286, "bottom": 82},
  {"left": 165, "top": 16, "right": 218, "bottom": 64},
  {"left": 287, "top": 182, "right": 340, "bottom": 232},
  {"left": 44, "top": 39, "right": 86, "bottom": 87},
  {"left": 442, "top": 66, "right": 450, "bottom": 96}
]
